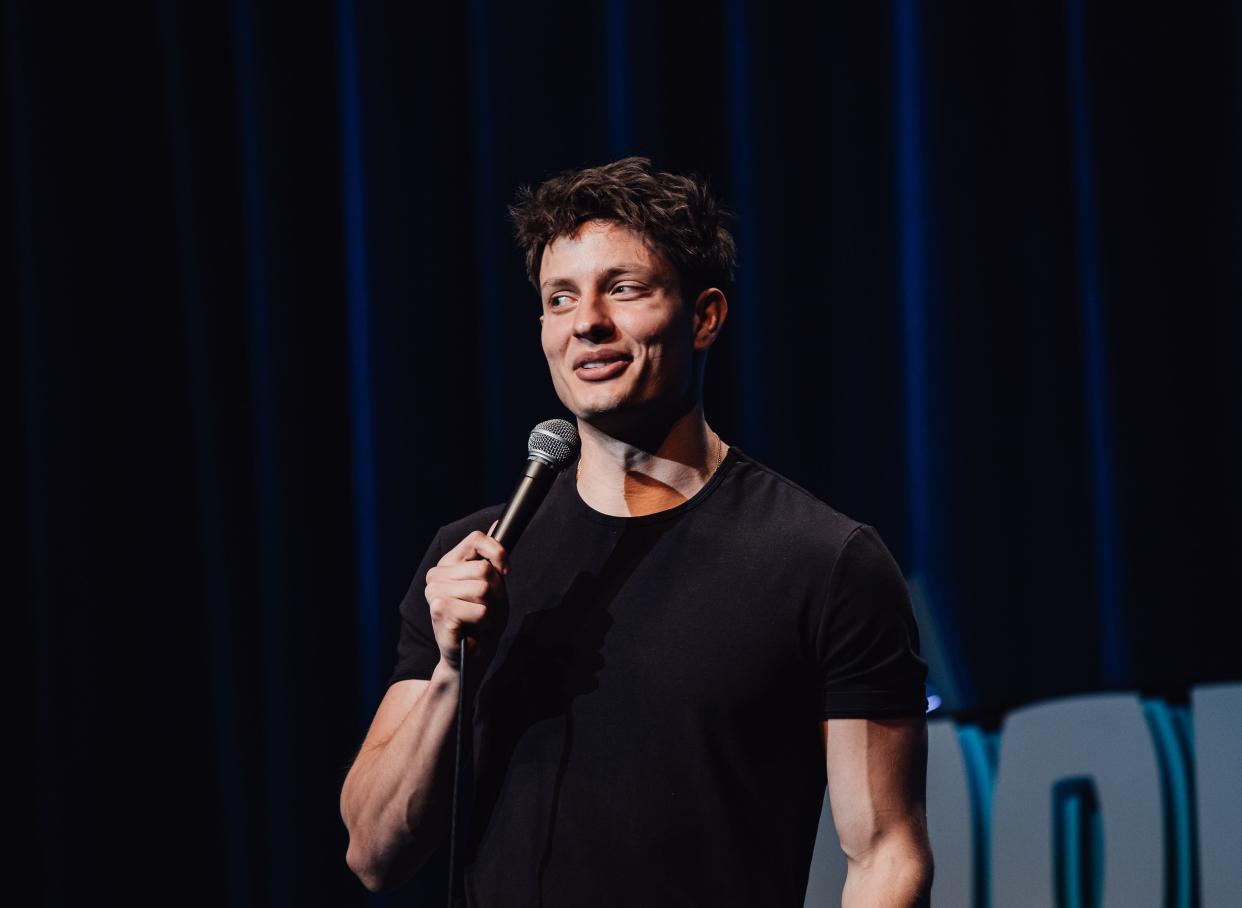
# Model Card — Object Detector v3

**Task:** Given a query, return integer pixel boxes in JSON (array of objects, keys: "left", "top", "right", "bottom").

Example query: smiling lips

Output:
[{"left": 573, "top": 352, "right": 632, "bottom": 381}]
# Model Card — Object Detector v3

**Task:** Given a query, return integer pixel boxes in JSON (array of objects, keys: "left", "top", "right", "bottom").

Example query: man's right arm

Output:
[
  {"left": 340, "top": 529, "right": 509, "bottom": 893},
  {"left": 340, "top": 669, "right": 458, "bottom": 891}
]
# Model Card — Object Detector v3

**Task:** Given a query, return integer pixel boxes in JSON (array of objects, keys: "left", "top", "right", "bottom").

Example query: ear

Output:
[{"left": 692, "top": 288, "right": 728, "bottom": 351}]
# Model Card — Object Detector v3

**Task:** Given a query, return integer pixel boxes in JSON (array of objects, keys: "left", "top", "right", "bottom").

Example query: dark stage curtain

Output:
[{"left": 9, "top": 1, "right": 1240, "bottom": 904}]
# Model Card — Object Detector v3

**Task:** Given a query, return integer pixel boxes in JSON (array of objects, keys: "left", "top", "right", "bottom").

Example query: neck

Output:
[{"left": 574, "top": 403, "right": 727, "bottom": 518}]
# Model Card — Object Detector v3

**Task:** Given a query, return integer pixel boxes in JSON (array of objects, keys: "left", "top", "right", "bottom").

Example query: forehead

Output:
[{"left": 539, "top": 221, "right": 671, "bottom": 282}]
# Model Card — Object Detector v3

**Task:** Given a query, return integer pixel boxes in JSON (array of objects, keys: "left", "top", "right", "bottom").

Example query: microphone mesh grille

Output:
[{"left": 528, "top": 419, "right": 580, "bottom": 468}]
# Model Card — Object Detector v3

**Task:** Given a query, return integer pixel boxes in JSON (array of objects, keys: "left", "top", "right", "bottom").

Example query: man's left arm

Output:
[{"left": 823, "top": 715, "right": 932, "bottom": 908}]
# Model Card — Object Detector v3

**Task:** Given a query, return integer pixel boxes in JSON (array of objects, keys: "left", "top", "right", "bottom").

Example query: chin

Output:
[
  {"left": 555, "top": 380, "right": 686, "bottom": 433},
  {"left": 576, "top": 400, "right": 664, "bottom": 438},
  {"left": 564, "top": 387, "right": 631, "bottom": 419},
  {"left": 560, "top": 394, "right": 618, "bottom": 421},
  {"left": 574, "top": 402, "right": 629, "bottom": 424}
]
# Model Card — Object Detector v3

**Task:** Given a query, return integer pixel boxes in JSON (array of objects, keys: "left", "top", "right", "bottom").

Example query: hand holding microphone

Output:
[
  {"left": 424, "top": 418, "right": 580, "bottom": 675},
  {"left": 425, "top": 528, "right": 510, "bottom": 673}
]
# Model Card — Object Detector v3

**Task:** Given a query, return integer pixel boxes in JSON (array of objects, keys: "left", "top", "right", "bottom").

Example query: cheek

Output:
[
  {"left": 541, "top": 328, "right": 575, "bottom": 395},
  {"left": 540, "top": 325, "right": 559, "bottom": 362},
  {"left": 631, "top": 313, "right": 681, "bottom": 349},
  {"left": 636, "top": 324, "right": 691, "bottom": 367}
]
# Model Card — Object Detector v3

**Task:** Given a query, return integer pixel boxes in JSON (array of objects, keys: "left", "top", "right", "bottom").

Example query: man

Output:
[{"left": 340, "top": 157, "right": 932, "bottom": 906}]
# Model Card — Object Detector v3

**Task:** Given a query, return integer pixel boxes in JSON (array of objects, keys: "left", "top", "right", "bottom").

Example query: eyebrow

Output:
[{"left": 540, "top": 264, "right": 653, "bottom": 290}]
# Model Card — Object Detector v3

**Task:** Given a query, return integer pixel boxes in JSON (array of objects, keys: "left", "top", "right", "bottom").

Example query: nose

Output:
[{"left": 573, "top": 290, "right": 616, "bottom": 343}]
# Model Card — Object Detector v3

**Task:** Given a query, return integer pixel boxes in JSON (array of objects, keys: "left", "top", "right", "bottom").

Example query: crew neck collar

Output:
[{"left": 565, "top": 445, "right": 745, "bottom": 527}]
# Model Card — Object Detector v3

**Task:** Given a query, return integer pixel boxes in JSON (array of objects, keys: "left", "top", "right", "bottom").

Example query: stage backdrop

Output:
[{"left": 9, "top": 1, "right": 1240, "bottom": 904}]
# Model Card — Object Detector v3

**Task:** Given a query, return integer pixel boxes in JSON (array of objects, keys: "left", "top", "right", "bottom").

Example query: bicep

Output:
[{"left": 823, "top": 716, "right": 929, "bottom": 861}]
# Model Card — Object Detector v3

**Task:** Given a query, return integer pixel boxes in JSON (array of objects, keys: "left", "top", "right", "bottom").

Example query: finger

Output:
[
  {"left": 428, "top": 595, "right": 488, "bottom": 631},
  {"left": 428, "top": 560, "right": 497, "bottom": 582},
  {"left": 427, "top": 577, "right": 492, "bottom": 606},
  {"left": 442, "top": 530, "right": 509, "bottom": 573},
  {"left": 425, "top": 567, "right": 507, "bottom": 622},
  {"left": 442, "top": 600, "right": 488, "bottom": 630},
  {"left": 442, "top": 568, "right": 505, "bottom": 603}
]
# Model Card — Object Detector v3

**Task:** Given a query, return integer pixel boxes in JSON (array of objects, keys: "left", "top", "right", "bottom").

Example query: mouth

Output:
[{"left": 573, "top": 355, "right": 631, "bottom": 382}]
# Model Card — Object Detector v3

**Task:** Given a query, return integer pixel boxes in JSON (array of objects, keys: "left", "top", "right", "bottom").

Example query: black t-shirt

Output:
[{"left": 390, "top": 446, "right": 927, "bottom": 907}]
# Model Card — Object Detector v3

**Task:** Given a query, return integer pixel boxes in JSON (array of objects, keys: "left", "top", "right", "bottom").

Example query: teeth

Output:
[{"left": 582, "top": 361, "right": 610, "bottom": 369}]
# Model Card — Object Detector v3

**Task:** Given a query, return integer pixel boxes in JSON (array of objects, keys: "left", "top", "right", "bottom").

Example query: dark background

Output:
[{"left": 9, "top": 0, "right": 1240, "bottom": 904}]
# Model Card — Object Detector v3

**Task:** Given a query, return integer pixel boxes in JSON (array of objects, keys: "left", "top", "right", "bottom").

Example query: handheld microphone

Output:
[
  {"left": 449, "top": 418, "right": 579, "bottom": 907},
  {"left": 490, "top": 419, "right": 581, "bottom": 548}
]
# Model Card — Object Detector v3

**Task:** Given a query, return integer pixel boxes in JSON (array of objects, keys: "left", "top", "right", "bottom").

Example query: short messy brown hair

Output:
[{"left": 509, "top": 157, "right": 737, "bottom": 305}]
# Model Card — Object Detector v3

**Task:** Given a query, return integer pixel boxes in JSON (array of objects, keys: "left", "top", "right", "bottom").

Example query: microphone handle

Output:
[{"left": 491, "top": 456, "right": 557, "bottom": 549}]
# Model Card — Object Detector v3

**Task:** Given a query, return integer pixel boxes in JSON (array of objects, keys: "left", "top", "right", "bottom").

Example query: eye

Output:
[
  {"left": 548, "top": 294, "right": 572, "bottom": 309},
  {"left": 612, "top": 283, "right": 641, "bottom": 295}
]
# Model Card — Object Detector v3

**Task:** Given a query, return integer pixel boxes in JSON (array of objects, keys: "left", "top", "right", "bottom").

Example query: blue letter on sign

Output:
[{"left": 990, "top": 693, "right": 1165, "bottom": 907}]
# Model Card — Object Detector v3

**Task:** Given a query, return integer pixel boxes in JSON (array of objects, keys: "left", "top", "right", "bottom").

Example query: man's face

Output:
[{"left": 539, "top": 220, "right": 698, "bottom": 432}]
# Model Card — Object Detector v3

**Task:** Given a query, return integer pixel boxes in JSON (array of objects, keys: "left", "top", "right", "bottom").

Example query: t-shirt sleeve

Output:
[
  {"left": 816, "top": 524, "right": 928, "bottom": 719},
  {"left": 387, "top": 526, "right": 449, "bottom": 686}
]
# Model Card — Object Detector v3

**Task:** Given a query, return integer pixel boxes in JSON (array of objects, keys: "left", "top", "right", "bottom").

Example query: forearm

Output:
[
  {"left": 341, "top": 661, "right": 463, "bottom": 892},
  {"left": 841, "top": 835, "right": 933, "bottom": 908}
]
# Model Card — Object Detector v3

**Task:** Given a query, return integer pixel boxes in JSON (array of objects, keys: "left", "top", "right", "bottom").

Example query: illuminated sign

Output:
[{"left": 804, "top": 683, "right": 1242, "bottom": 907}]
